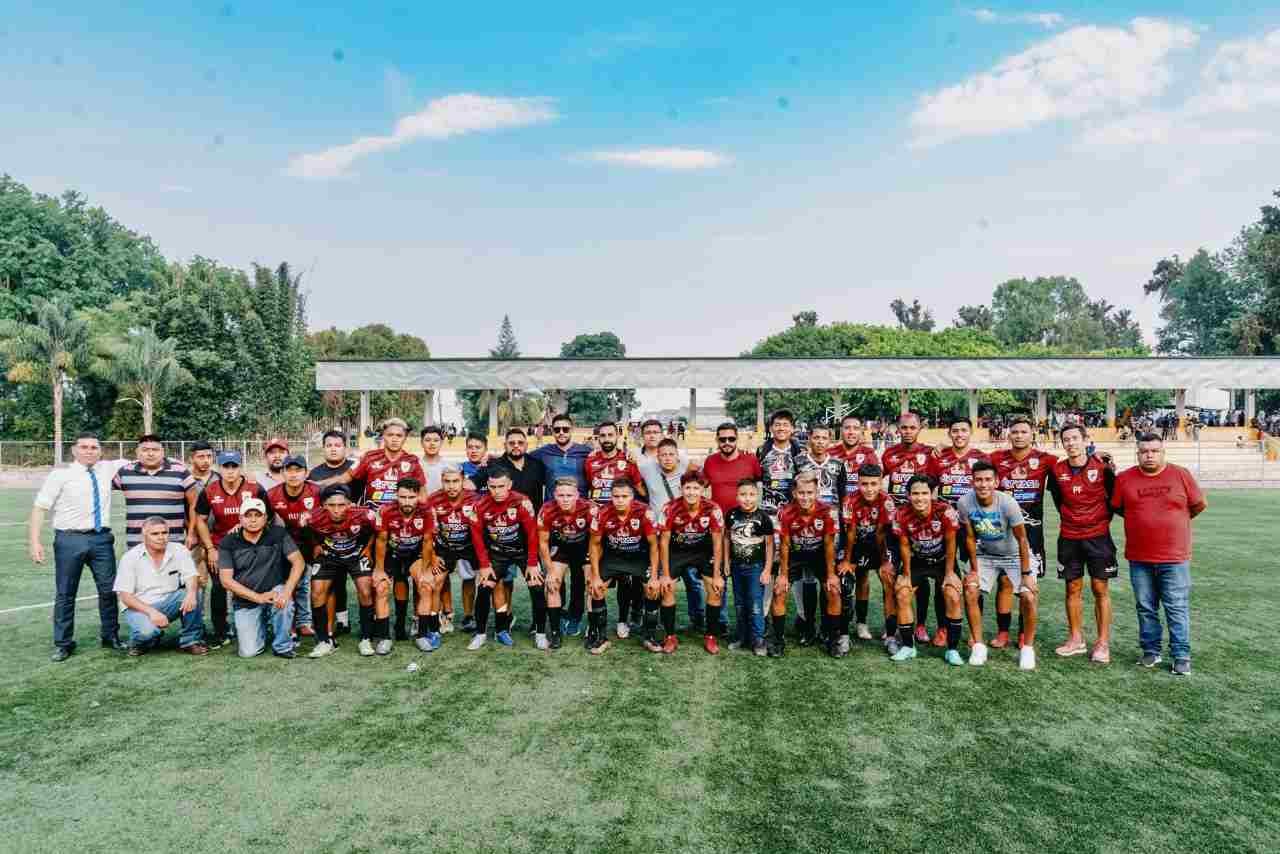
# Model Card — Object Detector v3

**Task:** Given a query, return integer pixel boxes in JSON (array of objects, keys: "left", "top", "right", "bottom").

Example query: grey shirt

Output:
[{"left": 957, "top": 491, "right": 1025, "bottom": 558}]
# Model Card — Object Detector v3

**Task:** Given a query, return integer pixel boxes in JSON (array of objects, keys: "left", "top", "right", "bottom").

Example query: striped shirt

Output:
[{"left": 112, "top": 460, "right": 195, "bottom": 547}]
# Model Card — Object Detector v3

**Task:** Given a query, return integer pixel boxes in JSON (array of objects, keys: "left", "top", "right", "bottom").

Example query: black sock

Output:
[
  {"left": 418, "top": 615, "right": 431, "bottom": 636},
  {"left": 947, "top": 618, "right": 962, "bottom": 651},
  {"left": 898, "top": 621, "right": 915, "bottom": 647},
  {"left": 661, "top": 604, "right": 676, "bottom": 636},
  {"left": 629, "top": 580, "right": 645, "bottom": 622},
  {"left": 772, "top": 614, "right": 787, "bottom": 643},
  {"left": 531, "top": 587, "right": 547, "bottom": 633},
  {"left": 590, "top": 598, "right": 608, "bottom": 645},
  {"left": 547, "top": 605, "right": 562, "bottom": 636},
  {"left": 915, "top": 578, "right": 931, "bottom": 629},
  {"left": 313, "top": 603, "right": 330, "bottom": 642},
  {"left": 997, "top": 611, "right": 1012, "bottom": 633},
  {"left": 570, "top": 569, "right": 586, "bottom": 620},
  {"left": 474, "top": 587, "right": 492, "bottom": 634},
  {"left": 359, "top": 605, "right": 375, "bottom": 640},
  {"left": 978, "top": 593, "right": 985, "bottom": 614},
  {"left": 496, "top": 609, "right": 512, "bottom": 633},
  {"left": 643, "top": 600, "right": 659, "bottom": 641},
  {"left": 374, "top": 616, "right": 390, "bottom": 640},
  {"left": 934, "top": 584, "right": 946, "bottom": 633},
  {"left": 706, "top": 603, "right": 721, "bottom": 635},
  {"left": 428, "top": 612, "right": 440, "bottom": 633},
  {"left": 855, "top": 598, "right": 869, "bottom": 624},
  {"left": 394, "top": 597, "right": 408, "bottom": 634},
  {"left": 822, "top": 613, "right": 837, "bottom": 641},
  {"left": 885, "top": 615, "right": 897, "bottom": 639},
  {"left": 616, "top": 579, "right": 631, "bottom": 624},
  {"left": 802, "top": 581, "right": 818, "bottom": 636}
]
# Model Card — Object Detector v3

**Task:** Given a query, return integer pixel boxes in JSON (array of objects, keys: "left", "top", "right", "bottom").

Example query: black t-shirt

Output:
[
  {"left": 488, "top": 454, "right": 547, "bottom": 509},
  {"left": 217, "top": 526, "right": 300, "bottom": 608},
  {"left": 725, "top": 507, "right": 773, "bottom": 567},
  {"left": 308, "top": 460, "right": 353, "bottom": 481}
]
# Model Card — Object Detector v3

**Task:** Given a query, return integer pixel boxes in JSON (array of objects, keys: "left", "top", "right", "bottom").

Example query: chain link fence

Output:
[{"left": 0, "top": 438, "right": 319, "bottom": 470}]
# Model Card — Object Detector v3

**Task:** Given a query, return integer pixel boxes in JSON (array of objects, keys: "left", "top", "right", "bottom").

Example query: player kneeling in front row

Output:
[
  {"left": 660, "top": 471, "right": 725, "bottom": 654},
  {"left": 306, "top": 486, "right": 376, "bottom": 658},
  {"left": 374, "top": 478, "right": 439, "bottom": 655},
  {"left": 837, "top": 464, "right": 898, "bottom": 651},
  {"left": 889, "top": 475, "right": 964, "bottom": 664},
  {"left": 586, "top": 479, "right": 659, "bottom": 655},
  {"left": 772, "top": 472, "right": 841, "bottom": 657},
  {"left": 960, "top": 462, "right": 1038, "bottom": 670},
  {"left": 537, "top": 477, "right": 597, "bottom": 651},
  {"left": 469, "top": 471, "right": 539, "bottom": 650}
]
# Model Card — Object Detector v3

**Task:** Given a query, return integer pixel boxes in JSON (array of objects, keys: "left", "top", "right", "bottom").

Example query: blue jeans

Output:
[
  {"left": 1129, "top": 561, "right": 1191, "bottom": 660},
  {"left": 292, "top": 571, "right": 312, "bottom": 629},
  {"left": 731, "top": 563, "right": 766, "bottom": 645},
  {"left": 124, "top": 589, "right": 205, "bottom": 649},
  {"left": 52, "top": 529, "right": 119, "bottom": 648},
  {"left": 233, "top": 586, "right": 295, "bottom": 657},
  {"left": 679, "top": 566, "right": 730, "bottom": 629}
]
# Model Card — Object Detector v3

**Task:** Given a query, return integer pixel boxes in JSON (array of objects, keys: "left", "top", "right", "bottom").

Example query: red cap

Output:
[{"left": 263, "top": 436, "right": 289, "bottom": 453}]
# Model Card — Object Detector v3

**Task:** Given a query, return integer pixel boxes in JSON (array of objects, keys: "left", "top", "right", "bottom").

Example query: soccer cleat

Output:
[
  {"left": 589, "top": 639, "right": 610, "bottom": 655},
  {"left": 944, "top": 649, "right": 964, "bottom": 666},
  {"left": 415, "top": 636, "right": 434, "bottom": 653},
  {"left": 1056, "top": 639, "right": 1088, "bottom": 657},
  {"left": 615, "top": 622, "right": 631, "bottom": 640},
  {"left": 643, "top": 639, "right": 663, "bottom": 653},
  {"left": 1171, "top": 658, "right": 1191, "bottom": 676},
  {"left": 1140, "top": 653, "right": 1162, "bottom": 668},
  {"left": 753, "top": 640, "right": 768, "bottom": 656},
  {"left": 206, "top": 634, "right": 229, "bottom": 650},
  {"left": 308, "top": 640, "right": 336, "bottom": 659},
  {"left": 890, "top": 644, "right": 917, "bottom": 663},
  {"left": 460, "top": 616, "right": 476, "bottom": 634},
  {"left": 704, "top": 635, "right": 720, "bottom": 655},
  {"left": 766, "top": 638, "right": 784, "bottom": 658},
  {"left": 535, "top": 633, "right": 549, "bottom": 651},
  {"left": 885, "top": 637, "right": 901, "bottom": 657},
  {"left": 467, "top": 634, "right": 487, "bottom": 651},
  {"left": 1018, "top": 646, "right": 1037, "bottom": 671},
  {"left": 564, "top": 618, "right": 582, "bottom": 637},
  {"left": 836, "top": 635, "right": 851, "bottom": 657},
  {"left": 931, "top": 628, "right": 947, "bottom": 648},
  {"left": 968, "top": 643, "right": 988, "bottom": 666},
  {"left": 990, "top": 630, "right": 1011, "bottom": 649},
  {"left": 495, "top": 630, "right": 514, "bottom": 647},
  {"left": 548, "top": 632, "right": 562, "bottom": 651},
  {"left": 426, "top": 632, "right": 442, "bottom": 651},
  {"left": 855, "top": 623, "right": 872, "bottom": 641},
  {"left": 1090, "top": 642, "right": 1110, "bottom": 664},
  {"left": 662, "top": 635, "right": 679, "bottom": 655},
  {"left": 375, "top": 639, "right": 393, "bottom": 656},
  {"left": 728, "top": 640, "right": 743, "bottom": 651},
  {"left": 914, "top": 624, "right": 930, "bottom": 644},
  {"left": 358, "top": 639, "right": 375, "bottom": 657}
]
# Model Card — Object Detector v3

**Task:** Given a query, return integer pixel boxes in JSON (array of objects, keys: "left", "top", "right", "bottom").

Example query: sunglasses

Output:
[
  {"left": 553, "top": 426, "right": 572, "bottom": 433},
  {"left": 717, "top": 436, "right": 737, "bottom": 443}
]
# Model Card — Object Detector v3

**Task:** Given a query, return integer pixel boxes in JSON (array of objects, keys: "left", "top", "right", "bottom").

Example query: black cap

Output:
[
  {"left": 283, "top": 454, "right": 307, "bottom": 470},
  {"left": 321, "top": 484, "right": 351, "bottom": 502}
]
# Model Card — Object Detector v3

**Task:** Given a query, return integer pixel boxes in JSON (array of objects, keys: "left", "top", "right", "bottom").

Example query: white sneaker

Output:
[
  {"left": 467, "top": 634, "right": 487, "bottom": 651},
  {"left": 375, "top": 639, "right": 393, "bottom": 656},
  {"left": 1019, "top": 646, "right": 1037, "bottom": 671},
  {"left": 358, "top": 639, "right": 375, "bottom": 657},
  {"left": 308, "top": 640, "right": 336, "bottom": 659},
  {"left": 969, "top": 642, "right": 988, "bottom": 666},
  {"left": 616, "top": 622, "right": 630, "bottom": 639},
  {"left": 855, "top": 623, "right": 872, "bottom": 641},
  {"left": 535, "top": 633, "right": 549, "bottom": 650}
]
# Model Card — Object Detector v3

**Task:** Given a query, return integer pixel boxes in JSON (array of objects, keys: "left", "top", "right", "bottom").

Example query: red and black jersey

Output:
[
  {"left": 591, "top": 501, "right": 657, "bottom": 562},
  {"left": 893, "top": 501, "right": 961, "bottom": 564},
  {"left": 778, "top": 500, "right": 838, "bottom": 564},
  {"left": 537, "top": 498, "right": 596, "bottom": 561},
  {"left": 928, "top": 447, "right": 991, "bottom": 505},
  {"left": 842, "top": 491, "right": 896, "bottom": 556},
  {"left": 1048, "top": 455, "right": 1115, "bottom": 540},
  {"left": 196, "top": 478, "right": 271, "bottom": 547},
  {"left": 266, "top": 482, "right": 321, "bottom": 538},
  {"left": 349, "top": 449, "right": 427, "bottom": 509},
  {"left": 881, "top": 442, "right": 934, "bottom": 505},
  {"left": 989, "top": 448, "right": 1058, "bottom": 522},
  {"left": 375, "top": 502, "right": 435, "bottom": 561},
  {"left": 661, "top": 499, "right": 724, "bottom": 560},
  {"left": 584, "top": 451, "right": 644, "bottom": 505},
  {"left": 830, "top": 443, "right": 880, "bottom": 496},
  {"left": 308, "top": 508, "right": 376, "bottom": 565},
  {"left": 473, "top": 491, "right": 538, "bottom": 567},
  {"left": 423, "top": 490, "right": 484, "bottom": 559}
]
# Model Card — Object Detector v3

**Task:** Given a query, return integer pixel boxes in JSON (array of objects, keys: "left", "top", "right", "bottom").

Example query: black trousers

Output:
[{"left": 52, "top": 529, "right": 119, "bottom": 649}]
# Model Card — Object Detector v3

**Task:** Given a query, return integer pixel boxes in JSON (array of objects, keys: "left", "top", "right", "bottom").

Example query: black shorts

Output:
[
  {"left": 671, "top": 553, "right": 714, "bottom": 579},
  {"left": 314, "top": 558, "right": 366, "bottom": 583},
  {"left": 549, "top": 547, "right": 588, "bottom": 573},
  {"left": 386, "top": 553, "right": 418, "bottom": 581},
  {"left": 787, "top": 559, "right": 828, "bottom": 582},
  {"left": 901, "top": 557, "right": 946, "bottom": 580},
  {"left": 850, "top": 545, "right": 889, "bottom": 577},
  {"left": 600, "top": 558, "right": 651, "bottom": 581},
  {"left": 1056, "top": 534, "right": 1119, "bottom": 581},
  {"left": 438, "top": 551, "right": 476, "bottom": 574}
]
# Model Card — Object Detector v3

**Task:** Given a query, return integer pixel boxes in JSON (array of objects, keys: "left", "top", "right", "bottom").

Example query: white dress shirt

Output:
[
  {"left": 113, "top": 541, "right": 199, "bottom": 606},
  {"left": 33, "top": 459, "right": 132, "bottom": 531}
]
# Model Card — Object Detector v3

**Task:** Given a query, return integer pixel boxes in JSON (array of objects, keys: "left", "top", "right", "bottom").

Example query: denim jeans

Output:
[
  {"left": 731, "top": 563, "right": 766, "bottom": 645},
  {"left": 233, "top": 586, "right": 295, "bottom": 657},
  {"left": 679, "top": 566, "right": 730, "bottom": 629},
  {"left": 1129, "top": 561, "right": 1191, "bottom": 660},
  {"left": 124, "top": 588, "right": 205, "bottom": 649},
  {"left": 292, "top": 571, "right": 312, "bottom": 629},
  {"left": 52, "top": 529, "right": 119, "bottom": 648}
]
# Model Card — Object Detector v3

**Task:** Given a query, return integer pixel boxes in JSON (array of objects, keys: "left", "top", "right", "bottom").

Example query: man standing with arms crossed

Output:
[
  {"left": 584, "top": 421, "right": 646, "bottom": 639},
  {"left": 529, "top": 413, "right": 593, "bottom": 636},
  {"left": 1111, "top": 433, "right": 1206, "bottom": 676}
]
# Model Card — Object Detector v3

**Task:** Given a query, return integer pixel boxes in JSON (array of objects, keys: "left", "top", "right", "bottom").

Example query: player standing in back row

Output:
[
  {"left": 928, "top": 416, "right": 990, "bottom": 646},
  {"left": 880, "top": 411, "right": 935, "bottom": 643}
]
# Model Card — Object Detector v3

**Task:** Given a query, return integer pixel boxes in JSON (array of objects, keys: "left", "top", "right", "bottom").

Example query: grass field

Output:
[{"left": 1, "top": 488, "right": 1278, "bottom": 854}]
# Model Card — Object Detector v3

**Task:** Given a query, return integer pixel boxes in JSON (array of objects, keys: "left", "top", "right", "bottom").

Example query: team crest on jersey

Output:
[
  {"left": 351, "top": 524, "right": 362, "bottom": 534},
  {"left": 211, "top": 494, "right": 223, "bottom": 504},
  {"left": 630, "top": 517, "right": 640, "bottom": 529},
  {"left": 303, "top": 496, "right": 314, "bottom": 509},
  {"left": 241, "top": 491, "right": 253, "bottom": 500},
  {"left": 413, "top": 517, "right": 424, "bottom": 529},
  {"left": 447, "top": 512, "right": 459, "bottom": 523},
  {"left": 855, "top": 454, "right": 866, "bottom": 464},
  {"left": 700, "top": 516, "right": 710, "bottom": 528},
  {"left": 507, "top": 507, "right": 518, "bottom": 519},
  {"left": 931, "top": 519, "right": 941, "bottom": 531},
  {"left": 576, "top": 517, "right": 587, "bottom": 528},
  {"left": 916, "top": 453, "right": 927, "bottom": 465},
  {"left": 400, "top": 461, "right": 410, "bottom": 472},
  {"left": 1087, "top": 469, "right": 1099, "bottom": 482},
  {"left": 1028, "top": 458, "right": 1040, "bottom": 469},
  {"left": 814, "top": 518, "right": 824, "bottom": 531}
]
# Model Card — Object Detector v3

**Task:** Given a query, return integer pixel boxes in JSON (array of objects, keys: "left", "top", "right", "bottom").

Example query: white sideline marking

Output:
[{"left": 0, "top": 595, "right": 96, "bottom": 615}]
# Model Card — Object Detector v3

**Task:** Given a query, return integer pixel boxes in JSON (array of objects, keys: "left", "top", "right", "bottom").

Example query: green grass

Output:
[{"left": 1, "top": 488, "right": 1278, "bottom": 854}]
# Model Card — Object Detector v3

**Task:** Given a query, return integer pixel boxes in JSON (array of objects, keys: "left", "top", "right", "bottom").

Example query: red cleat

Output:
[
  {"left": 931, "top": 628, "right": 947, "bottom": 647},
  {"left": 914, "top": 624, "right": 929, "bottom": 644},
  {"left": 704, "top": 635, "right": 720, "bottom": 655},
  {"left": 990, "top": 630, "right": 1011, "bottom": 649},
  {"left": 662, "top": 634, "right": 679, "bottom": 655}
]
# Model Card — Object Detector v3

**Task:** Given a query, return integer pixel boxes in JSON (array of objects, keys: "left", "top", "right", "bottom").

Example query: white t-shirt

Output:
[{"left": 421, "top": 457, "right": 447, "bottom": 493}]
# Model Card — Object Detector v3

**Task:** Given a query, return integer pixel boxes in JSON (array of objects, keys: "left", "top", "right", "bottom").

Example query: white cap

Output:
[{"left": 240, "top": 497, "right": 267, "bottom": 516}]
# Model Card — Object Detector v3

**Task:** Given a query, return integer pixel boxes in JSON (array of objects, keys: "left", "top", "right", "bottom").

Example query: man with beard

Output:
[
  {"left": 659, "top": 472, "right": 725, "bottom": 654},
  {"left": 304, "top": 485, "right": 376, "bottom": 658},
  {"left": 536, "top": 477, "right": 596, "bottom": 650},
  {"left": 586, "top": 479, "right": 659, "bottom": 655},
  {"left": 880, "top": 411, "right": 936, "bottom": 644},
  {"left": 309, "top": 429, "right": 357, "bottom": 636},
  {"left": 468, "top": 471, "right": 539, "bottom": 650},
  {"left": 266, "top": 455, "right": 320, "bottom": 639},
  {"left": 529, "top": 413, "right": 593, "bottom": 636},
  {"left": 425, "top": 467, "right": 487, "bottom": 639},
  {"left": 926, "top": 416, "right": 990, "bottom": 646},
  {"left": 489, "top": 428, "right": 548, "bottom": 632},
  {"left": 257, "top": 437, "right": 289, "bottom": 491},
  {"left": 373, "top": 477, "right": 437, "bottom": 654},
  {"left": 584, "top": 422, "right": 646, "bottom": 640}
]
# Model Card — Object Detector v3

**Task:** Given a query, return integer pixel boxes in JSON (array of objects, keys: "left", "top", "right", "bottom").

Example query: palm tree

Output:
[
  {"left": 99, "top": 327, "right": 194, "bottom": 434},
  {"left": 0, "top": 297, "right": 94, "bottom": 464}
]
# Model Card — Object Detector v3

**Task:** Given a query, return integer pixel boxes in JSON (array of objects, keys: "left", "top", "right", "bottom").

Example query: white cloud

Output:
[
  {"left": 910, "top": 17, "right": 1198, "bottom": 147},
  {"left": 286, "top": 94, "right": 558, "bottom": 179},
  {"left": 968, "top": 8, "right": 1065, "bottom": 29},
  {"left": 1188, "top": 28, "right": 1280, "bottom": 115},
  {"left": 585, "top": 148, "right": 730, "bottom": 170}
]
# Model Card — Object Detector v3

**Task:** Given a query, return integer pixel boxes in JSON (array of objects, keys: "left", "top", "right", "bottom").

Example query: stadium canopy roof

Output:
[{"left": 316, "top": 356, "right": 1280, "bottom": 391}]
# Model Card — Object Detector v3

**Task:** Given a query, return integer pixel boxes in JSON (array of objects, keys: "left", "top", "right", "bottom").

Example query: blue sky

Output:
[{"left": 5, "top": 2, "right": 1280, "bottom": 414}]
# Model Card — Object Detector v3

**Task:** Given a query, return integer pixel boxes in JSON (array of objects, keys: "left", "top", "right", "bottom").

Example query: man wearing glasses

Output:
[
  {"left": 702, "top": 422, "right": 763, "bottom": 566},
  {"left": 529, "top": 412, "right": 593, "bottom": 635}
]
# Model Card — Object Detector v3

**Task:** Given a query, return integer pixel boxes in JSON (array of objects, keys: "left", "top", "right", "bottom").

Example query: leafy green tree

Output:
[
  {"left": 555, "top": 332, "right": 638, "bottom": 425},
  {"left": 955, "top": 304, "right": 994, "bottom": 331},
  {"left": 0, "top": 297, "right": 95, "bottom": 462},
  {"left": 889, "top": 298, "right": 936, "bottom": 332},
  {"left": 308, "top": 323, "right": 431, "bottom": 431},
  {"left": 992, "top": 276, "right": 1141, "bottom": 351},
  {"left": 492, "top": 315, "right": 521, "bottom": 358},
  {"left": 96, "top": 327, "right": 194, "bottom": 434}
]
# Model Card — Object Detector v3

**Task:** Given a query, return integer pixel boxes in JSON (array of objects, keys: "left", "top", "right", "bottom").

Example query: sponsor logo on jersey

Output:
[
  {"left": 630, "top": 517, "right": 640, "bottom": 529},
  {"left": 1028, "top": 458, "right": 1039, "bottom": 469}
]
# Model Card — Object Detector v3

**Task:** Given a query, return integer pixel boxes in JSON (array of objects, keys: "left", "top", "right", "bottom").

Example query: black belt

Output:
[{"left": 58, "top": 527, "right": 111, "bottom": 535}]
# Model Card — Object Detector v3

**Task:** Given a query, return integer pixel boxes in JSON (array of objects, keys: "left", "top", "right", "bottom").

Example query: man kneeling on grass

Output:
[
  {"left": 115, "top": 516, "right": 207, "bottom": 657},
  {"left": 218, "top": 498, "right": 307, "bottom": 659}
]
